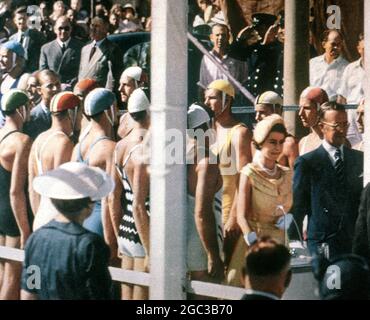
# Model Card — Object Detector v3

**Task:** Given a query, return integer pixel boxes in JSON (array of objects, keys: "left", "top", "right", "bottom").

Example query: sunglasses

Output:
[{"left": 58, "top": 26, "right": 71, "bottom": 31}]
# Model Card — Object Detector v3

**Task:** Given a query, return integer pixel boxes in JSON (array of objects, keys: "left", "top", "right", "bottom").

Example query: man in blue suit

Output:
[
  {"left": 291, "top": 102, "right": 363, "bottom": 258},
  {"left": 24, "top": 70, "right": 61, "bottom": 140}
]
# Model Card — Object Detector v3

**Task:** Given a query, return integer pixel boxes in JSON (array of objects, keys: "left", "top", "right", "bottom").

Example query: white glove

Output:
[
  {"left": 275, "top": 213, "right": 294, "bottom": 230},
  {"left": 243, "top": 232, "right": 257, "bottom": 246}
]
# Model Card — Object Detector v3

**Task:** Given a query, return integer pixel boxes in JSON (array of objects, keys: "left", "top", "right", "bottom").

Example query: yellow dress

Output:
[
  {"left": 212, "top": 123, "right": 246, "bottom": 225},
  {"left": 226, "top": 162, "right": 293, "bottom": 287}
]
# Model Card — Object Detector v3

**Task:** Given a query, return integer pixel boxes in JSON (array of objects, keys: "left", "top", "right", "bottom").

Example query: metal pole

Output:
[
  {"left": 283, "top": 0, "right": 310, "bottom": 137},
  {"left": 149, "top": 0, "right": 188, "bottom": 299},
  {"left": 364, "top": 0, "right": 370, "bottom": 186}
]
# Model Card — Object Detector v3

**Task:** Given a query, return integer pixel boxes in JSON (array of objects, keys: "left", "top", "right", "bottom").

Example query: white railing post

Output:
[{"left": 364, "top": 0, "right": 370, "bottom": 186}]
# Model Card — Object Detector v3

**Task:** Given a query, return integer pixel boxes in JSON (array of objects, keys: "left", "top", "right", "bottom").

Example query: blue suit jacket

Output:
[
  {"left": 291, "top": 145, "right": 363, "bottom": 257},
  {"left": 23, "top": 104, "right": 51, "bottom": 141}
]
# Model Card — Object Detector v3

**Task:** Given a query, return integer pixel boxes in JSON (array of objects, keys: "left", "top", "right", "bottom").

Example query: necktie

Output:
[
  {"left": 61, "top": 43, "right": 66, "bottom": 54},
  {"left": 334, "top": 148, "right": 345, "bottom": 186},
  {"left": 19, "top": 33, "right": 25, "bottom": 45},
  {"left": 89, "top": 44, "right": 96, "bottom": 61}
]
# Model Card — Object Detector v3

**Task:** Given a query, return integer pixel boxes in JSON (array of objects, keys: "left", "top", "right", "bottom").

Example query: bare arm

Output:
[
  {"left": 20, "top": 290, "right": 38, "bottom": 300},
  {"left": 10, "top": 136, "right": 32, "bottom": 248},
  {"left": 233, "top": 126, "right": 252, "bottom": 172},
  {"left": 28, "top": 142, "right": 39, "bottom": 215},
  {"left": 132, "top": 157, "right": 150, "bottom": 256},
  {"left": 194, "top": 159, "right": 224, "bottom": 279},
  {"left": 236, "top": 172, "right": 253, "bottom": 235}
]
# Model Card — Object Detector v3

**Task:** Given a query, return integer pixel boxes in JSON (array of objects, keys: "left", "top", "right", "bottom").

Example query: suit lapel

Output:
[{"left": 87, "top": 39, "right": 105, "bottom": 72}]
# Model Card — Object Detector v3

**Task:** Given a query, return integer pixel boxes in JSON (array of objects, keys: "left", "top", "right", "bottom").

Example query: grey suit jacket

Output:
[
  {"left": 23, "top": 103, "right": 51, "bottom": 141},
  {"left": 39, "top": 38, "right": 84, "bottom": 87},
  {"left": 10, "top": 29, "right": 46, "bottom": 73},
  {"left": 78, "top": 38, "right": 123, "bottom": 91}
]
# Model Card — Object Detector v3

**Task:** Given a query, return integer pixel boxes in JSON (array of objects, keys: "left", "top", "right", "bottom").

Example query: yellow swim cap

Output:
[{"left": 207, "top": 79, "right": 235, "bottom": 98}]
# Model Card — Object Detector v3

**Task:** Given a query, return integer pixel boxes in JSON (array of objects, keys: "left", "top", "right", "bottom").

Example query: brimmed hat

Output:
[
  {"left": 187, "top": 103, "right": 210, "bottom": 129},
  {"left": 84, "top": 88, "right": 116, "bottom": 116},
  {"left": 1, "top": 40, "right": 25, "bottom": 58},
  {"left": 33, "top": 162, "right": 115, "bottom": 201},
  {"left": 253, "top": 114, "right": 285, "bottom": 144},
  {"left": 123, "top": 3, "right": 136, "bottom": 13},
  {"left": 255, "top": 91, "right": 283, "bottom": 106},
  {"left": 128, "top": 88, "right": 150, "bottom": 113},
  {"left": 1, "top": 89, "right": 29, "bottom": 112},
  {"left": 251, "top": 13, "right": 277, "bottom": 27},
  {"left": 207, "top": 79, "right": 235, "bottom": 98},
  {"left": 50, "top": 91, "right": 80, "bottom": 113}
]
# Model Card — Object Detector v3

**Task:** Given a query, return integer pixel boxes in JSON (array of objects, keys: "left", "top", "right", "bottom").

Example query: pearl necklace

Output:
[{"left": 257, "top": 160, "right": 277, "bottom": 176}]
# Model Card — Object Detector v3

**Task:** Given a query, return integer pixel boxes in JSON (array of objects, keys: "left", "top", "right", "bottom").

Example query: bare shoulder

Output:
[{"left": 284, "top": 135, "right": 298, "bottom": 147}]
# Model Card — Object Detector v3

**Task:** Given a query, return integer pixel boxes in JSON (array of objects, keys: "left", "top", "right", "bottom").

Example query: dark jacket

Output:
[
  {"left": 23, "top": 103, "right": 51, "bottom": 140},
  {"left": 291, "top": 145, "right": 363, "bottom": 258}
]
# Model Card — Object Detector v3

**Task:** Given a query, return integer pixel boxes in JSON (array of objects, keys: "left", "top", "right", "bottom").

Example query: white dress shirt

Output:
[
  {"left": 309, "top": 54, "right": 349, "bottom": 101},
  {"left": 56, "top": 38, "right": 71, "bottom": 50},
  {"left": 322, "top": 139, "right": 344, "bottom": 167},
  {"left": 337, "top": 58, "right": 365, "bottom": 146},
  {"left": 198, "top": 50, "right": 248, "bottom": 90}
]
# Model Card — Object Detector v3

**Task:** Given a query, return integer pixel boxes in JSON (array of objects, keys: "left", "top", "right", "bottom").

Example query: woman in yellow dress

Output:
[{"left": 226, "top": 114, "right": 293, "bottom": 287}]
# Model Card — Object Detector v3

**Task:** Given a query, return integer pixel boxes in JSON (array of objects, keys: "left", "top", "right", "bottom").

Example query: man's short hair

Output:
[
  {"left": 93, "top": 14, "right": 109, "bottom": 25},
  {"left": 13, "top": 6, "right": 27, "bottom": 17},
  {"left": 37, "top": 69, "right": 60, "bottom": 86},
  {"left": 321, "top": 29, "right": 344, "bottom": 43},
  {"left": 50, "top": 197, "right": 92, "bottom": 217},
  {"left": 318, "top": 101, "right": 346, "bottom": 121},
  {"left": 245, "top": 236, "right": 291, "bottom": 277},
  {"left": 211, "top": 23, "right": 229, "bottom": 33}
]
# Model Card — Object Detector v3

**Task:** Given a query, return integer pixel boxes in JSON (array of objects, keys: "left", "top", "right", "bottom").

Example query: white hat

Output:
[
  {"left": 33, "top": 162, "right": 115, "bottom": 201},
  {"left": 120, "top": 66, "right": 143, "bottom": 82},
  {"left": 128, "top": 88, "right": 150, "bottom": 113},
  {"left": 255, "top": 91, "right": 283, "bottom": 106},
  {"left": 187, "top": 103, "right": 210, "bottom": 129}
]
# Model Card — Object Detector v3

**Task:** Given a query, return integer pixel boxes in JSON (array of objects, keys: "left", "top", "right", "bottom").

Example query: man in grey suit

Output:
[
  {"left": 9, "top": 6, "right": 46, "bottom": 73},
  {"left": 24, "top": 70, "right": 61, "bottom": 140},
  {"left": 39, "top": 16, "right": 84, "bottom": 90},
  {"left": 78, "top": 15, "right": 123, "bottom": 92}
]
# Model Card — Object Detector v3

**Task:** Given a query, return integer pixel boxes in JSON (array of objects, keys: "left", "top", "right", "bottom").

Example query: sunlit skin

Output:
[
  {"left": 210, "top": 25, "right": 229, "bottom": 56},
  {"left": 197, "top": 0, "right": 210, "bottom": 12},
  {"left": 54, "top": 17, "right": 72, "bottom": 42},
  {"left": 322, "top": 31, "right": 343, "bottom": 63},
  {"left": 0, "top": 48, "right": 13, "bottom": 72},
  {"left": 320, "top": 110, "right": 349, "bottom": 147},
  {"left": 204, "top": 88, "right": 226, "bottom": 118},
  {"left": 298, "top": 98, "right": 319, "bottom": 128},
  {"left": 13, "top": 13, "right": 28, "bottom": 32},
  {"left": 26, "top": 76, "right": 40, "bottom": 103},
  {"left": 118, "top": 75, "right": 136, "bottom": 103},
  {"left": 356, "top": 102, "right": 364, "bottom": 134},
  {"left": 38, "top": 74, "right": 62, "bottom": 107},
  {"left": 259, "top": 131, "right": 286, "bottom": 169},
  {"left": 255, "top": 104, "right": 274, "bottom": 122},
  {"left": 90, "top": 17, "right": 108, "bottom": 41}
]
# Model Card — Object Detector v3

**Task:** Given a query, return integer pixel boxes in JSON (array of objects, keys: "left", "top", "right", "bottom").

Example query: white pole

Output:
[
  {"left": 149, "top": 0, "right": 188, "bottom": 299},
  {"left": 364, "top": 0, "right": 370, "bottom": 186}
]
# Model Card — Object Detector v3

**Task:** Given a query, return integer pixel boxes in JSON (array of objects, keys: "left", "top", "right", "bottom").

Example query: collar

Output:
[
  {"left": 210, "top": 49, "right": 228, "bottom": 60},
  {"left": 18, "top": 29, "right": 29, "bottom": 36},
  {"left": 56, "top": 38, "right": 71, "bottom": 48},
  {"left": 45, "top": 219, "right": 87, "bottom": 235},
  {"left": 245, "top": 289, "right": 280, "bottom": 300},
  {"left": 93, "top": 38, "right": 105, "bottom": 48},
  {"left": 40, "top": 102, "right": 49, "bottom": 114},
  {"left": 321, "top": 54, "right": 344, "bottom": 65},
  {"left": 322, "top": 139, "right": 344, "bottom": 161}
]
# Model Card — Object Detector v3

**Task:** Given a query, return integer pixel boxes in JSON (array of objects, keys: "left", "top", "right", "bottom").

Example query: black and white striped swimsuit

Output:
[{"left": 115, "top": 144, "right": 150, "bottom": 258}]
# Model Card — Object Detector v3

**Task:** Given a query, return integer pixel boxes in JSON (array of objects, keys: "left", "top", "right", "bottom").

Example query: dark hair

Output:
[
  {"left": 84, "top": 111, "right": 104, "bottom": 121},
  {"left": 130, "top": 110, "right": 147, "bottom": 122},
  {"left": 2, "top": 110, "right": 17, "bottom": 116},
  {"left": 50, "top": 197, "right": 92, "bottom": 217},
  {"left": 37, "top": 69, "right": 60, "bottom": 85},
  {"left": 253, "top": 123, "right": 287, "bottom": 150},
  {"left": 245, "top": 236, "right": 291, "bottom": 277},
  {"left": 52, "top": 110, "right": 70, "bottom": 120},
  {"left": 14, "top": 6, "right": 27, "bottom": 17},
  {"left": 93, "top": 14, "right": 109, "bottom": 25},
  {"left": 318, "top": 101, "right": 346, "bottom": 120},
  {"left": 211, "top": 23, "right": 229, "bottom": 33},
  {"left": 321, "top": 29, "right": 344, "bottom": 43}
]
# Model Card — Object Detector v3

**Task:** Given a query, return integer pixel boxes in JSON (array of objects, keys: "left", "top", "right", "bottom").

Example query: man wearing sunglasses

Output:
[
  {"left": 39, "top": 15, "right": 84, "bottom": 90},
  {"left": 292, "top": 102, "right": 363, "bottom": 259}
]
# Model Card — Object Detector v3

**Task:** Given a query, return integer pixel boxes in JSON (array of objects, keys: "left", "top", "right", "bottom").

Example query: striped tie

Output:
[{"left": 334, "top": 148, "right": 345, "bottom": 186}]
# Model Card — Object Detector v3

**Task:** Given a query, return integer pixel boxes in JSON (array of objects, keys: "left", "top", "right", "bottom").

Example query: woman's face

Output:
[{"left": 260, "top": 131, "right": 286, "bottom": 161}]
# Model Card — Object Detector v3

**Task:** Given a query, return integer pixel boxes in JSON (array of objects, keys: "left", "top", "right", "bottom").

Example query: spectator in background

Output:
[
  {"left": 49, "top": 1, "right": 66, "bottom": 25},
  {"left": 193, "top": 0, "right": 213, "bottom": 27},
  {"left": 39, "top": 15, "right": 84, "bottom": 90},
  {"left": 21, "top": 162, "right": 114, "bottom": 300},
  {"left": 352, "top": 99, "right": 364, "bottom": 151},
  {"left": 298, "top": 87, "right": 329, "bottom": 155},
  {"left": 0, "top": 40, "right": 28, "bottom": 128},
  {"left": 198, "top": 23, "right": 248, "bottom": 103},
  {"left": 66, "top": 8, "right": 90, "bottom": 43},
  {"left": 9, "top": 6, "right": 46, "bottom": 73},
  {"left": 78, "top": 15, "right": 123, "bottom": 92},
  {"left": 309, "top": 30, "right": 348, "bottom": 101},
  {"left": 337, "top": 33, "right": 365, "bottom": 147},
  {"left": 25, "top": 73, "right": 41, "bottom": 109},
  {"left": 39, "top": 1, "right": 56, "bottom": 43},
  {"left": 0, "top": 89, "right": 32, "bottom": 300},
  {"left": 70, "top": 0, "right": 89, "bottom": 22},
  {"left": 109, "top": 13, "right": 120, "bottom": 34},
  {"left": 23, "top": 70, "right": 61, "bottom": 140},
  {"left": 241, "top": 236, "right": 292, "bottom": 300},
  {"left": 117, "top": 3, "right": 143, "bottom": 33}
]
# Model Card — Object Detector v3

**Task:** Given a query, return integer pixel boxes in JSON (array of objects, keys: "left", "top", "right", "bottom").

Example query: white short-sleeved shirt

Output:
[
  {"left": 337, "top": 58, "right": 365, "bottom": 146},
  {"left": 309, "top": 54, "right": 349, "bottom": 101},
  {"left": 198, "top": 50, "right": 248, "bottom": 90}
]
